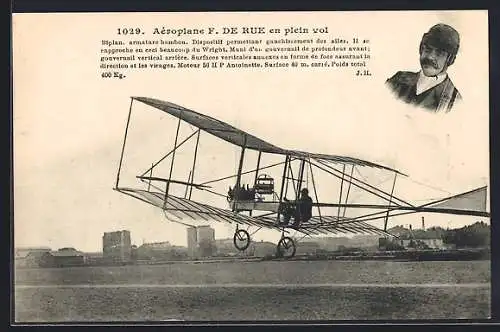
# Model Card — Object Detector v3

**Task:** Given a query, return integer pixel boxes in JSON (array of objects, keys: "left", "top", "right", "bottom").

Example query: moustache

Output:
[{"left": 421, "top": 58, "right": 438, "bottom": 68}]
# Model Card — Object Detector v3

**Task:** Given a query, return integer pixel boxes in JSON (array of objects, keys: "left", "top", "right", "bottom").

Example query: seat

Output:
[{"left": 254, "top": 174, "right": 274, "bottom": 195}]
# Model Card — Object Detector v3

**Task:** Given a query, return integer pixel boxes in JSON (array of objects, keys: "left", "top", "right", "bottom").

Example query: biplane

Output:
[{"left": 114, "top": 97, "right": 490, "bottom": 258}]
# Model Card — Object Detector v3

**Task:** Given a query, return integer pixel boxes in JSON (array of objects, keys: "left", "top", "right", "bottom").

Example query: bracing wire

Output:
[{"left": 406, "top": 177, "right": 452, "bottom": 195}]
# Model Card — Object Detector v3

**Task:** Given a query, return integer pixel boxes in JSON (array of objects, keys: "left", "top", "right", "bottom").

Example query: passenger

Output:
[
  {"left": 229, "top": 183, "right": 255, "bottom": 201},
  {"left": 248, "top": 185, "right": 256, "bottom": 200},
  {"left": 240, "top": 184, "right": 246, "bottom": 200},
  {"left": 233, "top": 184, "right": 250, "bottom": 200},
  {"left": 235, "top": 184, "right": 242, "bottom": 200},
  {"left": 245, "top": 184, "right": 255, "bottom": 200},
  {"left": 242, "top": 184, "right": 248, "bottom": 200}
]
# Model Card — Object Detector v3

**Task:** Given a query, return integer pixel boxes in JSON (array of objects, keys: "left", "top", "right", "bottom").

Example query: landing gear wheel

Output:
[
  {"left": 277, "top": 236, "right": 296, "bottom": 259},
  {"left": 233, "top": 229, "right": 251, "bottom": 251}
]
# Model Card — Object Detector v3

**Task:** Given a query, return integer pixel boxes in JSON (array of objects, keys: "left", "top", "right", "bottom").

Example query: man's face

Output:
[{"left": 420, "top": 43, "right": 449, "bottom": 77}]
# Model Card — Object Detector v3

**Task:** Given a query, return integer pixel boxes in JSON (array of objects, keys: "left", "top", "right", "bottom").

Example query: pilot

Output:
[
  {"left": 292, "top": 188, "right": 313, "bottom": 228},
  {"left": 385, "top": 23, "right": 461, "bottom": 113},
  {"left": 246, "top": 184, "right": 256, "bottom": 200}
]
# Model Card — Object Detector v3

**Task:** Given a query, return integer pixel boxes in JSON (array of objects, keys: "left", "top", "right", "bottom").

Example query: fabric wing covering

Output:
[
  {"left": 133, "top": 97, "right": 284, "bottom": 154},
  {"left": 427, "top": 186, "right": 488, "bottom": 213},
  {"left": 133, "top": 97, "right": 402, "bottom": 174}
]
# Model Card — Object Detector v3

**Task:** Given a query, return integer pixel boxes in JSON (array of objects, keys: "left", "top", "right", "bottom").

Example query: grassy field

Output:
[{"left": 14, "top": 260, "right": 491, "bottom": 322}]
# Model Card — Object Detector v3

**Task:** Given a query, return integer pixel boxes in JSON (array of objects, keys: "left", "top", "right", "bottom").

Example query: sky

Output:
[{"left": 13, "top": 11, "right": 489, "bottom": 252}]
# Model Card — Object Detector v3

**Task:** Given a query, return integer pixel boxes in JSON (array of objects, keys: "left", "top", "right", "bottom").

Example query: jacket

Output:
[{"left": 386, "top": 71, "right": 461, "bottom": 113}]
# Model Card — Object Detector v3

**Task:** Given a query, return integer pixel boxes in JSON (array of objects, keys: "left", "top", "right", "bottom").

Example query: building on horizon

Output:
[
  {"left": 296, "top": 241, "right": 321, "bottom": 255},
  {"left": 136, "top": 241, "right": 188, "bottom": 261},
  {"left": 401, "top": 238, "right": 447, "bottom": 250},
  {"left": 15, "top": 247, "right": 87, "bottom": 268},
  {"left": 49, "top": 248, "right": 85, "bottom": 267},
  {"left": 187, "top": 227, "right": 197, "bottom": 258},
  {"left": 197, "top": 225, "right": 215, "bottom": 244},
  {"left": 186, "top": 225, "right": 215, "bottom": 258},
  {"left": 215, "top": 238, "right": 235, "bottom": 256},
  {"left": 15, "top": 246, "right": 51, "bottom": 259},
  {"left": 102, "top": 230, "right": 132, "bottom": 263},
  {"left": 15, "top": 247, "right": 51, "bottom": 268},
  {"left": 83, "top": 252, "right": 104, "bottom": 265}
]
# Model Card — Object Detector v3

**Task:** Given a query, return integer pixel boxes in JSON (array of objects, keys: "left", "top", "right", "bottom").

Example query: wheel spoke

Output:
[
  {"left": 277, "top": 236, "right": 296, "bottom": 259},
  {"left": 233, "top": 229, "right": 250, "bottom": 251}
]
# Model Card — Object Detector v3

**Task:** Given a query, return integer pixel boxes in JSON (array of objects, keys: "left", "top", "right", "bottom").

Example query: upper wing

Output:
[
  {"left": 133, "top": 96, "right": 285, "bottom": 154},
  {"left": 132, "top": 96, "right": 403, "bottom": 174}
]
